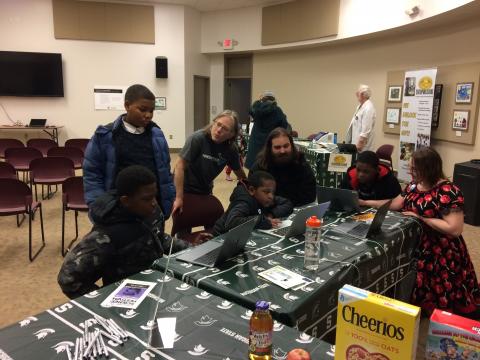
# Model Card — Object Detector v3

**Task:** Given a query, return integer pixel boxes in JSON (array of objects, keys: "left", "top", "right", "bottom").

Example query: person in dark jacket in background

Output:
[
  {"left": 341, "top": 150, "right": 401, "bottom": 208},
  {"left": 250, "top": 128, "right": 316, "bottom": 207},
  {"left": 58, "top": 166, "right": 189, "bottom": 299},
  {"left": 245, "top": 91, "right": 288, "bottom": 169},
  {"left": 83, "top": 84, "right": 175, "bottom": 217},
  {"left": 213, "top": 171, "right": 293, "bottom": 236}
]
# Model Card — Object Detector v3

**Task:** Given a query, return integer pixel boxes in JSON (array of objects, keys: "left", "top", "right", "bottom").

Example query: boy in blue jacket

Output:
[{"left": 83, "top": 84, "right": 175, "bottom": 217}]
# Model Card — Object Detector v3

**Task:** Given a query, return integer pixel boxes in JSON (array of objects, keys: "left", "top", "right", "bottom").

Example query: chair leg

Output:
[
  {"left": 62, "top": 209, "right": 80, "bottom": 257},
  {"left": 74, "top": 210, "right": 79, "bottom": 239},
  {"left": 34, "top": 184, "right": 38, "bottom": 202},
  {"left": 61, "top": 205, "right": 66, "bottom": 256},
  {"left": 29, "top": 206, "right": 45, "bottom": 262},
  {"left": 16, "top": 214, "right": 26, "bottom": 227}
]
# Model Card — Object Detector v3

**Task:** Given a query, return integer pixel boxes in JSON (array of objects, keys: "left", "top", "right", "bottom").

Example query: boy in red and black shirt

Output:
[{"left": 341, "top": 150, "right": 401, "bottom": 208}]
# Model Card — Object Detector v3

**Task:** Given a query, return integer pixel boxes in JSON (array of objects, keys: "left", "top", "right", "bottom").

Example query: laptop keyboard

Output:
[
  {"left": 272, "top": 226, "right": 291, "bottom": 237},
  {"left": 194, "top": 248, "right": 222, "bottom": 265},
  {"left": 347, "top": 223, "right": 369, "bottom": 237}
]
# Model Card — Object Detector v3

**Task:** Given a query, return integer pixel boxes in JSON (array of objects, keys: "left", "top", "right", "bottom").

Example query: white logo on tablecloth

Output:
[
  {"left": 327, "top": 345, "right": 335, "bottom": 356},
  {"left": 267, "top": 260, "right": 279, "bottom": 266},
  {"left": 84, "top": 290, "right": 101, "bottom": 298},
  {"left": 120, "top": 309, "right": 139, "bottom": 319},
  {"left": 52, "top": 341, "right": 75, "bottom": 353},
  {"left": 234, "top": 257, "right": 245, "bottom": 264},
  {"left": 246, "top": 240, "right": 257, "bottom": 247},
  {"left": 216, "top": 279, "right": 230, "bottom": 286},
  {"left": 235, "top": 271, "right": 249, "bottom": 278},
  {"left": 282, "top": 254, "right": 294, "bottom": 260},
  {"left": 251, "top": 251, "right": 263, "bottom": 257},
  {"left": 273, "top": 348, "right": 287, "bottom": 360},
  {"left": 175, "top": 283, "right": 191, "bottom": 291},
  {"left": 241, "top": 310, "right": 253, "bottom": 320},
  {"left": 289, "top": 238, "right": 300, "bottom": 243},
  {"left": 222, "top": 358, "right": 231, "bottom": 360},
  {"left": 166, "top": 301, "right": 188, "bottom": 313},
  {"left": 188, "top": 344, "right": 209, "bottom": 356},
  {"left": 328, "top": 270, "right": 336, "bottom": 276},
  {"left": 140, "top": 320, "right": 156, "bottom": 330},
  {"left": 269, "top": 303, "right": 281, "bottom": 310},
  {"left": 301, "top": 285, "right": 315, "bottom": 293},
  {"left": 283, "top": 293, "right": 299, "bottom": 302},
  {"left": 315, "top": 277, "right": 325, "bottom": 284},
  {"left": 328, "top": 252, "right": 342, "bottom": 259},
  {"left": 273, "top": 321, "right": 284, "bottom": 332},
  {"left": 157, "top": 275, "right": 172, "bottom": 283},
  {"left": 196, "top": 291, "right": 212, "bottom": 300},
  {"left": 217, "top": 300, "right": 234, "bottom": 310},
  {"left": 140, "top": 269, "right": 154, "bottom": 274},
  {"left": 252, "top": 266, "right": 265, "bottom": 272},
  {"left": 180, "top": 262, "right": 193, "bottom": 268},
  {"left": 295, "top": 332, "right": 313, "bottom": 344},
  {"left": 34, "top": 328, "right": 55, "bottom": 340},
  {"left": 270, "top": 245, "right": 282, "bottom": 250},
  {"left": 19, "top": 316, "right": 38, "bottom": 327},
  {"left": 210, "top": 268, "right": 221, "bottom": 273},
  {"left": 295, "top": 249, "right": 305, "bottom": 255},
  {"left": 194, "top": 315, "right": 217, "bottom": 326}
]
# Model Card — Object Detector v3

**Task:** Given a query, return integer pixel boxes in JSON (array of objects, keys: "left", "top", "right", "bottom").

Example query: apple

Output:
[{"left": 286, "top": 348, "right": 311, "bottom": 360}]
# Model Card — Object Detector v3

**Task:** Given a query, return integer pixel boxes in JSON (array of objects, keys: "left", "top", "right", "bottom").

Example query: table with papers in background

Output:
[
  {"left": 0, "top": 270, "right": 334, "bottom": 360},
  {"left": 153, "top": 210, "right": 422, "bottom": 343}
]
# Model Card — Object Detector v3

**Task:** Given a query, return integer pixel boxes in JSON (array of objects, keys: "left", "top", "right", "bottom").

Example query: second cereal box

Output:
[{"left": 335, "top": 284, "right": 420, "bottom": 360}]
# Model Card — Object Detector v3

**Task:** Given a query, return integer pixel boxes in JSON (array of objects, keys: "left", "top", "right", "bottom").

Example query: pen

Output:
[
  {"left": 99, "top": 332, "right": 109, "bottom": 357},
  {"left": 95, "top": 332, "right": 102, "bottom": 356},
  {"left": 98, "top": 329, "right": 122, "bottom": 345},
  {"left": 83, "top": 330, "right": 100, "bottom": 358},
  {"left": 66, "top": 344, "right": 72, "bottom": 360},
  {"left": 108, "top": 319, "right": 129, "bottom": 340}
]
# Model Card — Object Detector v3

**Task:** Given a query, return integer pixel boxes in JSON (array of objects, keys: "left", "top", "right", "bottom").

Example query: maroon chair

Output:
[
  {"left": 27, "top": 138, "right": 58, "bottom": 157},
  {"left": 0, "top": 162, "right": 17, "bottom": 179},
  {"left": 376, "top": 144, "right": 395, "bottom": 170},
  {"left": 29, "top": 157, "right": 75, "bottom": 200},
  {"left": 48, "top": 146, "right": 84, "bottom": 169},
  {"left": 65, "top": 138, "right": 90, "bottom": 154},
  {"left": 0, "top": 178, "right": 45, "bottom": 261},
  {"left": 171, "top": 193, "right": 224, "bottom": 243},
  {"left": 4, "top": 147, "right": 43, "bottom": 181},
  {"left": 0, "top": 138, "right": 24, "bottom": 158},
  {"left": 62, "top": 176, "right": 88, "bottom": 256}
]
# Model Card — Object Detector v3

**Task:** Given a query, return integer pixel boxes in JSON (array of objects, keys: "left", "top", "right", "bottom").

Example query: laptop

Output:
[
  {"left": 317, "top": 186, "right": 360, "bottom": 213},
  {"left": 334, "top": 200, "right": 392, "bottom": 238},
  {"left": 28, "top": 119, "right": 47, "bottom": 127},
  {"left": 259, "top": 202, "right": 330, "bottom": 239},
  {"left": 175, "top": 217, "right": 257, "bottom": 268}
]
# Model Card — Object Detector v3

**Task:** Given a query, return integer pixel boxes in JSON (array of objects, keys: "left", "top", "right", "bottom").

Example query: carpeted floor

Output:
[{"left": 1, "top": 154, "right": 479, "bottom": 359}]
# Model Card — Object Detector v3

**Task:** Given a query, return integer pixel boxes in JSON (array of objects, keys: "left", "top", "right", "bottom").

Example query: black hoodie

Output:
[
  {"left": 58, "top": 191, "right": 188, "bottom": 299},
  {"left": 212, "top": 183, "right": 293, "bottom": 236}
]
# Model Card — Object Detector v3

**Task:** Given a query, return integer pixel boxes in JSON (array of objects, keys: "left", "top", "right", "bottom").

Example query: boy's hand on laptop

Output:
[
  {"left": 192, "top": 232, "right": 213, "bottom": 246},
  {"left": 268, "top": 218, "right": 282, "bottom": 228}
]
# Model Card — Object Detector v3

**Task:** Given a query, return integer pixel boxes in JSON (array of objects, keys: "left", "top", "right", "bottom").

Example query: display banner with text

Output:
[{"left": 398, "top": 68, "right": 437, "bottom": 181}]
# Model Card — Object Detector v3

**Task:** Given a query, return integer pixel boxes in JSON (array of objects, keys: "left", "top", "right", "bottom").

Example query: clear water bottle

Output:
[{"left": 304, "top": 216, "right": 322, "bottom": 270}]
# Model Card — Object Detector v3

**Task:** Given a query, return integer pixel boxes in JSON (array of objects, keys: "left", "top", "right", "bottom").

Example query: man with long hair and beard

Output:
[{"left": 249, "top": 127, "right": 316, "bottom": 207}]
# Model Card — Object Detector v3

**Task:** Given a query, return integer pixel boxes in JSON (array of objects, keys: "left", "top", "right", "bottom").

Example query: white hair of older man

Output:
[{"left": 357, "top": 84, "right": 372, "bottom": 99}]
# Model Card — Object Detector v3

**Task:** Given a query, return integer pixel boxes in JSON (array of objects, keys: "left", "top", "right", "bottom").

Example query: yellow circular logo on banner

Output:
[{"left": 419, "top": 76, "right": 433, "bottom": 90}]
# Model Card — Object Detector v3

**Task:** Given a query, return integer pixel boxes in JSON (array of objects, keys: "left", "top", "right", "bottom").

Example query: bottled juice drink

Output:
[
  {"left": 304, "top": 215, "right": 322, "bottom": 270},
  {"left": 248, "top": 300, "right": 273, "bottom": 360}
]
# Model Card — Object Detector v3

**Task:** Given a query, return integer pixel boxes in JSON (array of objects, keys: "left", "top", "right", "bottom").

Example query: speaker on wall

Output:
[{"left": 156, "top": 56, "right": 168, "bottom": 78}]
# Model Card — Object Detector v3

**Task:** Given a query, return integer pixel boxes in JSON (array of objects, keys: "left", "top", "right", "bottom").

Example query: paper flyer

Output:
[
  {"left": 101, "top": 279, "right": 156, "bottom": 309},
  {"left": 259, "top": 266, "right": 312, "bottom": 290}
]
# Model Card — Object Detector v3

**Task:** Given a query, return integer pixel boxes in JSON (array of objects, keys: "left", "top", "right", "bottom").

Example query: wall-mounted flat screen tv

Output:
[{"left": 0, "top": 51, "right": 64, "bottom": 97}]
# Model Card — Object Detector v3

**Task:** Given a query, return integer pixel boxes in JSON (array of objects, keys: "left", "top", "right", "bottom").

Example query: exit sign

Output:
[{"left": 223, "top": 38, "right": 234, "bottom": 50}]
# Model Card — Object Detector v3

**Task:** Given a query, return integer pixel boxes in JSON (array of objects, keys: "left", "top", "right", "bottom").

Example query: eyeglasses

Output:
[{"left": 213, "top": 120, "right": 232, "bottom": 133}]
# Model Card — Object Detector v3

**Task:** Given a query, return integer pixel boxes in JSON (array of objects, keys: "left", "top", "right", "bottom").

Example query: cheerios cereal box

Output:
[
  {"left": 335, "top": 284, "right": 420, "bottom": 360},
  {"left": 426, "top": 309, "right": 480, "bottom": 360}
]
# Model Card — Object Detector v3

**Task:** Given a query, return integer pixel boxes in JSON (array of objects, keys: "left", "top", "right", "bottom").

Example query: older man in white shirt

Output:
[{"left": 346, "top": 84, "right": 376, "bottom": 152}]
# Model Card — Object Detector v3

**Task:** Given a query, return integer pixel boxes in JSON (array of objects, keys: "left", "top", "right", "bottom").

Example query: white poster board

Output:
[
  {"left": 398, "top": 68, "right": 437, "bottom": 181},
  {"left": 94, "top": 86, "right": 127, "bottom": 110}
]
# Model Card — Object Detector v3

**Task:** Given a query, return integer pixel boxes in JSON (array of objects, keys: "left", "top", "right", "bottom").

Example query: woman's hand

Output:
[{"left": 402, "top": 211, "right": 420, "bottom": 219}]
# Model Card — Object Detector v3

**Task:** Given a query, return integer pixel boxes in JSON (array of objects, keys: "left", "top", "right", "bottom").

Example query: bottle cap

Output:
[
  {"left": 306, "top": 215, "right": 322, "bottom": 228},
  {"left": 255, "top": 300, "right": 270, "bottom": 310}
]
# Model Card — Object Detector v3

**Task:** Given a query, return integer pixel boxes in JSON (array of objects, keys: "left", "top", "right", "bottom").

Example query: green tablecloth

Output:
[
  {"left": 0, "top": 271, "right": 334, "bottom": 359},
  {"left": 153, "top": 211, "right": 421, "bottom": 343}
]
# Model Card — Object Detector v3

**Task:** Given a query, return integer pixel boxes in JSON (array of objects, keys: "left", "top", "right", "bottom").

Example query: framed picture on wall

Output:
[
  {"left": 452, "top": 110, "right": 469, "bottom": 131},
  {"left": 388, "top": 86, "right": 403, "bottom": 102},
  {"left": 455, "top": 82, "right": 474, "bottom": 104},
  {"left": 386, "top": 107, "right": 400, "bottom": 124},
  {"left": 155, "top": 97, "right": 167, "bottom": 110}
]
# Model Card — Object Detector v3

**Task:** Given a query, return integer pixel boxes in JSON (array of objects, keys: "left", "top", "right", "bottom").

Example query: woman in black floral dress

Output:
[{"left": 391, "top": 147, "right": 480, "bottom": 317}]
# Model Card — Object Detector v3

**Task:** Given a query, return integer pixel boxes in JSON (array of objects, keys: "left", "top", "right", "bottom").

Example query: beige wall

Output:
[
  {"left": 252, "top": 20, "right": 480, "bottom": 177},
  {"left": 0, "top": 0, "right": 189, "bottom": 148}
]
